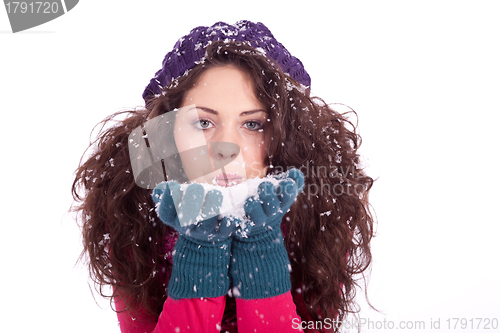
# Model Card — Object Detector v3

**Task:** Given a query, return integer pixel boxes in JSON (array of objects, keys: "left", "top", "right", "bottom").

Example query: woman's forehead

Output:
[{"left": 181, "top": 66, "right": 265, "bottom": 112}]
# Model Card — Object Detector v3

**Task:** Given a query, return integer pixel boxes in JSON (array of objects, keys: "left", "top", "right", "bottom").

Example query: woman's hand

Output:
[
  {"left": 229, "top": 168, "right": 305, "bottom": 299},
  {"left": 153, "top": 181, "right": 236, "bottom": 243},
  {"left": 241, "top": 168, "right": 305, "bottom": 237},
  {"left": 152, "top": 181, "right": 235, "bottom": 299}
]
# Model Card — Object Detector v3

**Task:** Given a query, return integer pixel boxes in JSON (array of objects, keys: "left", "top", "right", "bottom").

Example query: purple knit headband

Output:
[{"left": 142, "top": 20, "right": 311, "bottom": 103}]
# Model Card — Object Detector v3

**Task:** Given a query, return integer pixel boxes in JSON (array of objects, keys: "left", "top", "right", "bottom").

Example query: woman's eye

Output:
[
  {"left": 193, "top": 119, "right": 214, "bottom": 130},
  {"left": 244, "top": 121, "right": 264, "bottom": 131}
]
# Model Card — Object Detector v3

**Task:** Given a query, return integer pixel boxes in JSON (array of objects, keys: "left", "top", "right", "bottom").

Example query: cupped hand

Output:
[{"left": 152, "top": 181, "right": 236, "bottom": 243}]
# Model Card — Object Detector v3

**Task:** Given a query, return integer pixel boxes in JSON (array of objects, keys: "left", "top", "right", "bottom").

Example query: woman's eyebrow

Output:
[
  {"left": 240, "top": 109, "right": 268, "bottom": 116},
  {"left": 196, "top": 106, "right": 267, "bottom": 116},
  {"left": 196, "top": 106, "right": 218, "bottom": 115}
]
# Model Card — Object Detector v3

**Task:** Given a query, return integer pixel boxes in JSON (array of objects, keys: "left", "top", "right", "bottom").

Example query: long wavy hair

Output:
[{"left": 72, "top": 40, "right": 375, "bottom": 331}]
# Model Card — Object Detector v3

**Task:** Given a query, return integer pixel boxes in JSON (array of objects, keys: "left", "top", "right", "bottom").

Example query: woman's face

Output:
[{"left": 174, "top": 65, "right": 270, "bottom": 186}]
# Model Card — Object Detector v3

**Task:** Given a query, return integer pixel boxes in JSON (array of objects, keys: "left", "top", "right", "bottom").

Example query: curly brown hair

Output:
[{"left": 72, "top": 41, "right": 375, "bottom": 331}]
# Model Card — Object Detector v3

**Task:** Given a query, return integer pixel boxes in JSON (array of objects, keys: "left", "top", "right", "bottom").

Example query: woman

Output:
[{"left": 72, "top": 20, "right": 374, "bottom": 332}]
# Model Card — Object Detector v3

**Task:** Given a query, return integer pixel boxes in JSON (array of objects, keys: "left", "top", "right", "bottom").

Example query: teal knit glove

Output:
[
  {"left": 229, "top": 168, "right": 305, "bottom": 299},
  {"left": 152, "top": 181, "right": 235, "bottom": 299}
]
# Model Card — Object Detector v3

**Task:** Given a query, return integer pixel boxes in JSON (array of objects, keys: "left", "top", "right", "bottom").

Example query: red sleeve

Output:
[
  {"left": 235, "top": 291, "right": 304, "bottom": 333},
  {"left": 116, "top": 296, "right": 226, "bottom": 333},
  {"left": 115, "top": 292, "right": 307, "bottom": 332}
]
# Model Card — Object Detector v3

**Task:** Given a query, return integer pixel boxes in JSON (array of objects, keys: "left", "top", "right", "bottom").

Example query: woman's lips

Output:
[{"left": 213, "top": 173, "right": 242, "bottom": 187}]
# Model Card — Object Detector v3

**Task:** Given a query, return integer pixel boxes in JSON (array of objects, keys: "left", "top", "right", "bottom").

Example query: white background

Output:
[{"left": 1, "top": 1, "right": 499, "bottom": 332}]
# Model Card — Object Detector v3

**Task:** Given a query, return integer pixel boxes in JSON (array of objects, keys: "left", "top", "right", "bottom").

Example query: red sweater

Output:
[
  {"left": 115, "top": 292, "right": 304, "bottom": 332},
  {"left": 113, "top": 222, "right": 321, "bottom": 332}
]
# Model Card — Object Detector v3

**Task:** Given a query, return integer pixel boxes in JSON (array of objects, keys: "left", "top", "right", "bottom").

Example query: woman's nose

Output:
[
  {"left": 208, "top": 124, "right": 241, "bottom": 168},
  {"left": 210, "top": 141, "right": 240, "bottom": 164}
]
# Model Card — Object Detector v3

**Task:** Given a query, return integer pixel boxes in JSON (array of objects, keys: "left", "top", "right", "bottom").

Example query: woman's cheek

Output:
[{"left": 243, "top": 149, "right": 267, "bottom": 178}]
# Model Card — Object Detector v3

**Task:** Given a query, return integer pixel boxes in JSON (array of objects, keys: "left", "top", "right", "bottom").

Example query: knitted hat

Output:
[{"left": 142, "top": 20, "right": 310, "bottom": 103}]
